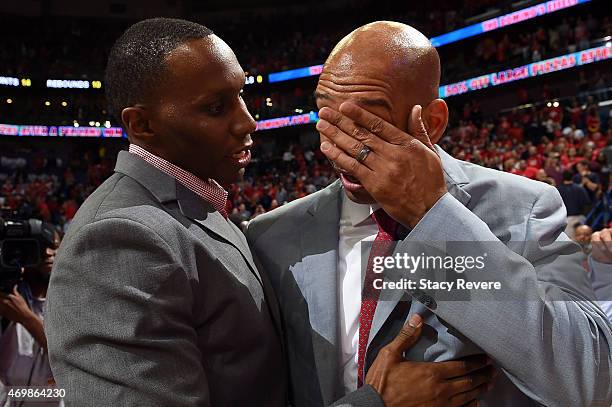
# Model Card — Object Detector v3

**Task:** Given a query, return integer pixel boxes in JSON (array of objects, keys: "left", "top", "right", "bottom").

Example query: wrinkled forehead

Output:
[
  {"left": 315, "top": 74, "right": 395, "bottom": 123},
  {"left": 317, "top": 40, "right": 437, "bottom": 106},
  {"left": 314, "top": 57, "right": 416, "bottom": 124}
]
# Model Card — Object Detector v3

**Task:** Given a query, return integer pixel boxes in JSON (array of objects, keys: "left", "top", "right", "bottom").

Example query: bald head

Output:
[
  {"left": 325, "top": 21, "right": 440, "bottom": 103},
  {"left": 315, "top": 21, "right": 449, "bottom": 204}
]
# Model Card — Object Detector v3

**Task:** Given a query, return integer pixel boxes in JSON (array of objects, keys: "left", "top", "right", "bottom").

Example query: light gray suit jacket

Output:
[
  {"left": 45, "top": 151, "right": 285, "bottom": 406},
  {"left": 246, "top": 146, "right": 612, "bottom": 407}
]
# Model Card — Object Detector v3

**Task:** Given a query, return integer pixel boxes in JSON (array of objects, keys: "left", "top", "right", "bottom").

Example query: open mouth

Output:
[
  {"left": 226, "top": 148, "right": 252, "bottom": 167},
  {"left": 340, "top": 173, "right": 364, "bottom": 192}
]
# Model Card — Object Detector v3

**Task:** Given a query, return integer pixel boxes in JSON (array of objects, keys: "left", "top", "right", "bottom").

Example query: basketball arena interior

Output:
[{"left": 0, "top": 0, "right": 611, "bottom": 406}]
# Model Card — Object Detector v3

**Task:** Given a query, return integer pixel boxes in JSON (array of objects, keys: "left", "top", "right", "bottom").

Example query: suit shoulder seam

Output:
[{"left": 91, "top": 173, "right": 126, "bottom": 220}]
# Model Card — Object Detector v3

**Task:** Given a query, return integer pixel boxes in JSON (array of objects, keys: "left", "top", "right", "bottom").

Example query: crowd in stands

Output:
[
  {"left": 2, "top": 15, "right": 609, "bottom": 127},
  {"left": 0, "top": 142, "right": 123, "bottom": 230},
  {"left": 443, "top": 14, "right": 612, "bottom": 82},
  {"left": 1, "top": 0, "right": 611, "bottom": 231},
  {"left": 1, "top": 1, "right": 608, "bottom": 128},
  {"left": 2, "top": 91, "right": 611, "bottom": 232},
  {"left": 0, "top": 0, "right": 502, "bottom": 80},
  {"left": 444, "top": 92, "right": 612, "bottom": 228}
]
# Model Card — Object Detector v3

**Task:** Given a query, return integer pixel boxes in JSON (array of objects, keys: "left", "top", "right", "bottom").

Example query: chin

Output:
[
  {"left": 218, "top": 168, "right": 245, "bottom": 187},
  {"left": 344, "top": 188, "right": 376, "bottom": 204}
]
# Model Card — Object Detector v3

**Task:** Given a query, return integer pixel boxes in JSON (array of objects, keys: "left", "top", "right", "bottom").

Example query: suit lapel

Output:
[
  {"left": 299, "top": 180, "right": 343, "bottom": 403},
  {"left": 114, "top": 151, "right": 263, "bottom": 285},
  {"left": 175, "top": 182, "right": 263, "bottom": 285},
  {"left": 368, "top": 147, "right": 471, "bottom": 348}
]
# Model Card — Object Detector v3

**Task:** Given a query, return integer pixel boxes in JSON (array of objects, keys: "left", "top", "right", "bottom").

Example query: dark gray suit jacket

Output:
[
  {"left": 246, "top": 146, "right": 612, "bottom": 407},
  {"left": 45, "top": 151, "right": 285, "bottom": 406}
]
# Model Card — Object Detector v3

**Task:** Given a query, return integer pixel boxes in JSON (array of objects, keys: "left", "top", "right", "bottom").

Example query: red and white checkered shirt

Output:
[{"left": 128, "top": 144, "right": 228, "bottom": 218}]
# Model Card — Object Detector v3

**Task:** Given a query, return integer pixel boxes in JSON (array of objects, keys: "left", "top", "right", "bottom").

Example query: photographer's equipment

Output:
[{"left": 0, "top": 217, "right": 56, "bottom": 292}]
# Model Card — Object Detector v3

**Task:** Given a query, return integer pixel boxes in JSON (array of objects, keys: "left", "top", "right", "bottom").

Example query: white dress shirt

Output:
[{"left": 338, "top": 194, "right": 380, "bottom": 393}]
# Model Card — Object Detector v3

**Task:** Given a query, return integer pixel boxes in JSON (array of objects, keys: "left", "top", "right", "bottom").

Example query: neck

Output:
[{"left": 25, "top": 276, "right": 47, "bottom": 298}]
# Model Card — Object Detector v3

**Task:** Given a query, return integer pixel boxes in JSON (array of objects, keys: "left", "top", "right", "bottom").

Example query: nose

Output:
[
  {"left": 46, "top": 247, "right": 57, "bottom": 258},
  {"left": 232, "top": 97, "right": 257, "bottom": 137}
]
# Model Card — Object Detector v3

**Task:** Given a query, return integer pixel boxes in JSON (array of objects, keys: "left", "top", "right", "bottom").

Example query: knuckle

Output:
[
  {"left": 348, "top": 158, "right": 359, "bottom": 173},
  {"left": 380, "top": 347, "right": 394, "bottom": 358},
  {"left": 466, "top": 374, "right": 474, "bottom": 387},
  {"left": 352, "top": 126, "right": 370, "bottom": 142},
  {"left": 330, "top": 112, "right": 342, "bottom": 126},
  {"left": 329, "top": 151, "right": 341, "bottom": 163},
  {"left": 388, "top": 162, "right": 401, "bottom": 179},
  {"left": 400, "top": 325, "right": 415, "bottom": 338},
  {"left": 426, "top": 366, "right": 439, "bottom": 381},
  {"left": 369, "top": 118, "right": 385, "bottom": 134},
  {"left": 328, "top": 124, "right": 340, "bottom": 138},
  {"left": 350, "top": 142, "right": 364, "bottom": 158},
  {"left": 406, "top": 138, "right": 421, "bottom": 152}
]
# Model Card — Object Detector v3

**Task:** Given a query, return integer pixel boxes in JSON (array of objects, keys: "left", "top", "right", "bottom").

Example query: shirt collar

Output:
[
  {"left": 128, "top": 144, "right": 228, "bottom": 216},
  {"left": 340, "top": 191, "right": 380, "bottom": 227}
]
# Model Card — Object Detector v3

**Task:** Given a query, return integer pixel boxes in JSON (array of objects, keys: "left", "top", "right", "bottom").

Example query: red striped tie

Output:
[{"left": 357, "top": 209, "right": 399, "bottom": 387}]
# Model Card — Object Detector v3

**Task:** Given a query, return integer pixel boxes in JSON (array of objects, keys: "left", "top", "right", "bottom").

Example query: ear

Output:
[
  {"left": 121, "top": 106, "right": 154, "bottom": 144},
  {"left": 422, "top": 99, "right": 448, "bottom": 145}
]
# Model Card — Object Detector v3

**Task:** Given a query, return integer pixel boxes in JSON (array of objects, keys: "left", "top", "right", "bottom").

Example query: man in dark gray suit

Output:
[
  {"left": 247, "top": 22, "right": 612, "bottom": 406},
  {"left": 45, "top": 19, "right": 286, "bottom": 406}
]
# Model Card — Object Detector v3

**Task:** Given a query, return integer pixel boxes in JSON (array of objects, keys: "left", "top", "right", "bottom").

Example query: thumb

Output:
[
  {"left": 384, "top": 314, "right": 423, "bottom": 355},
  {"left": 409, "top": 105, "right": 434, "bottom": 150},
  {"left": 12, "top": 285, "right": 19, "bottom": 297}
]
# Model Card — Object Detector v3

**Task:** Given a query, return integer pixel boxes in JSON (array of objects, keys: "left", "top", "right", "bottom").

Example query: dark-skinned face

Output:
[
  {"left": 141, "top": 36, "right": 256, "bottom": 186},
  {"left": 315, "top": 65, "right": 415, "bottom": 204},
  {"left": 24, "top": 231, "right": 60, "bottom": 284}
]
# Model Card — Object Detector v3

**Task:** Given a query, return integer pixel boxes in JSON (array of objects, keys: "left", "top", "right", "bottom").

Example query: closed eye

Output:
[{"left": 204, "top": 101, "right": 224, "bottom": 116}]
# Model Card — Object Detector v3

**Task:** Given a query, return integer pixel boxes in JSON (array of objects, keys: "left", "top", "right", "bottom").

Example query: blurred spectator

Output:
[
  {"left": 535, "top": 168, "right": 556, "bottom": 186},
  {"left": 575, "top": 223, "right": 594, "bottom": 255},
  {"left": 573, "top": 159, "right": 601, "bottom": 202},
  {"left": 0, "top": 226, "right": 62, "bottom": 406},
  {"left": 588, "top": 228, "right": 612, "bottom": 322},
  {"left": 558, "top": 170, "right": 591, "bottom": 238}
]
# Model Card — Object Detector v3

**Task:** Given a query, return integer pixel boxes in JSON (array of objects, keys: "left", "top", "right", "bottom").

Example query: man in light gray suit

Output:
[
  {"left": 246, "top": 22, "right": 612, "bottom": 406},
  {"left": 45, "top": 19, "right": 285, "bottom": 406}
]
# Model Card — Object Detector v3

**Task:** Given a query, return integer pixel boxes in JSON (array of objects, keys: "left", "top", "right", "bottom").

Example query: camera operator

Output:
[{"left": 0, "top": 228, "right": 61, "bottom": 407}]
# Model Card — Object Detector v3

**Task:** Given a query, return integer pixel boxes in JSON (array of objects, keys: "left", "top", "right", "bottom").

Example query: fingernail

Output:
[
  {"left": 415, "top": 104, "right": 422, "bottom": 119},
  {"left": 316, "top": 119, "right": 329, "bottom": 131},
  {"left": 408, "top": 314, "right": 422, "bottom": 328},
  {"left": 320, "top": 141, "right": 332, "bottom": 152},
  {"left": 318, "top": 108, "right": 330, "bottom": 119}
]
